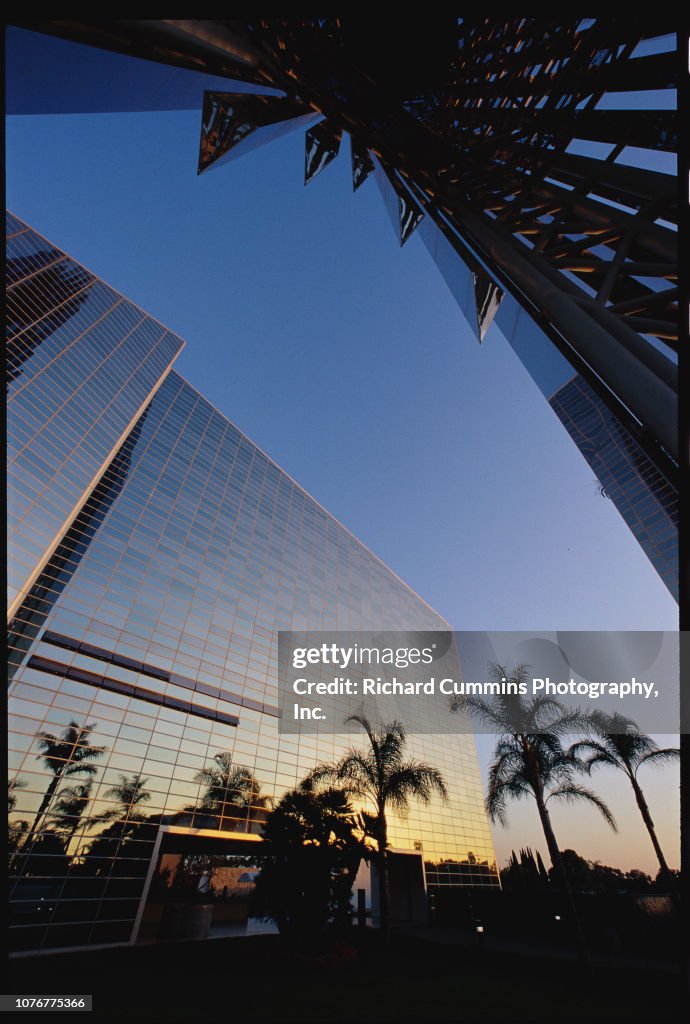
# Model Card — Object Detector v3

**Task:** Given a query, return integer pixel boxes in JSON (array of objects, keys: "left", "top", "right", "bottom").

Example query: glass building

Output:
[
  {"left": 7, "top": 212, "right": 498, "bottom": 954},
  {"left": 414, "top": 212, "right": 679, "bottom": 600},
  {"left": 548, "top": 375, "right": 678, "bottom": 597}
]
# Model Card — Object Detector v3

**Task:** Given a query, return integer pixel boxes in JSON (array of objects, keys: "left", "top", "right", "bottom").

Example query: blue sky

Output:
[{"left": 5, "top": 27, "right": 679, "bottom": 872}]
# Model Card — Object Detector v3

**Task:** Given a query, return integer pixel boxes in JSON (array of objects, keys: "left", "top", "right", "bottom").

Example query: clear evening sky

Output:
[{"left": 5, "top": 27, "right": 679, "bottom": 875}]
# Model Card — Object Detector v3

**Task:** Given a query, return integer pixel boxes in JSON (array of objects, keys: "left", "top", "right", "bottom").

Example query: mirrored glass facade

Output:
[
  {"left": 7, "top": 215, "right": 184, "bottom": 617},
  {"left": 494, "top": 295, "right": 679, "bottom": 600},
  {"left": 549, "top": 375, "right": 678, "bottom": 597},
  {"left": 7, "top": 212, "right": 498, "bottom": 954},
  {"left": 418, "top": 209, "right": 678, "bottom": 599}
]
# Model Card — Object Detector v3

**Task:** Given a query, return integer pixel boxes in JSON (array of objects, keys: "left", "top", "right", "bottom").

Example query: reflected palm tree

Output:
[
  {"left": 191, "top": 753, "right": 270, "bottom": 832},
  {"left": 79, "top": 774, "right": 154, "bottom": 882},
  {"left": 20, "top": 721, "right": 106, "bottom": 866},
  {"left": 91, "top": 774, "right": 151, "bottom": 827},
  {"left": 8, "top": 778, "right": 29, "bottom": 865},
  {"left": 50, "top": 780, "right": 94, "bottom": 846},
  {"left": 81, "top": 779, "right": 159, "bottom": 887},
  {"left": 8, "top": 776, "right": 26, "bottom": 812}
]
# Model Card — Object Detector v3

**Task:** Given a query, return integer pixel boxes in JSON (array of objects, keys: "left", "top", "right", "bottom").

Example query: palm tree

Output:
[
  {"left": 92, "top": 773, "right": 151, "bottom": 825},
  {"left": 450, "top": 664, "right": 617, "bottom": 967},
  {"left": 8, "top": 776, "right": 26, "bottom": 812},
  {"left": 8, "top": 778, "right": 29, "bottom": 866},
  {"left": 20, "top": 721, "right": 106, "bottom": 866},
  {"left": 192, "top": 753, "right": 268, "bottom": 832},
  {"left": 50, "top": 780, "right": 94, "bottom": 846},
  {"left": 569, "top": 712, "right": 679, "bottom": 891},
  {"left": 256, "top": 786, "right": 369, "bottom": 938},
  {"left": 304, "top": 714, "right": 448, "bottom": 942},
  {"left": 82, "top": 776, "right": 158, "bottom": 880},
  {"left": 82, "top": 774, "right": 153, "bottom": 870}
]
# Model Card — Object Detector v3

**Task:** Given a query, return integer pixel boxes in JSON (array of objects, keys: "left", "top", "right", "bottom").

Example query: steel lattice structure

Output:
[{"left": 14, "top": 18, "right": 680, "bottom": 596}]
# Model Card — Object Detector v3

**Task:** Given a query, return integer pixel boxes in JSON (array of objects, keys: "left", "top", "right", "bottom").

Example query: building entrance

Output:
[{"left": 132, "top": 827, "right": 269, "bottom": 942}]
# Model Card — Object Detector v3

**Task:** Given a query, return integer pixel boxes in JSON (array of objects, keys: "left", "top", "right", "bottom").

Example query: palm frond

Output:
[
  {"left": 589, "top": 710, "right": 641, "bottom": 736},
  {"left": 486, "top": 773, "right": 531, "bottom": 825},
  {"left": 567, "top": 740, "right": 619, "bottom": 774},
  {"left": 448, "top": 694, "right": 507, "bottom": 730},
  {"left": 547, "top": 783, "right": 617, "bottom": 831},
  {"left": 634, "top": 747, "right": 680, "bottom": 775},
  {"left": 383, "top": 763, "right": 448, "bottom": 815}
]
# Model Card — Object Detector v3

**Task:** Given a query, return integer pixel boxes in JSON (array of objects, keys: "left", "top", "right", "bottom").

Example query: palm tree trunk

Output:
[
  {"left": 15, "top": 772, "right": 61, "bottom": 875},
  {"left": 377, "top": 812, "right": 391, "bottom": 944},
  {"left": 534, "top": 789, "right": 591, "bottom": 970},
  {"left": 630, "top": 776, "right": 676, "bottom": 892}
]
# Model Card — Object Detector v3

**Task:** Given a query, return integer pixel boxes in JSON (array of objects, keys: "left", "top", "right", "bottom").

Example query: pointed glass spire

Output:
[
  {"left": 373, "top": 159, "right": 425, "bottom": 246},
  {"left": 398, "top": 192, "right": 424, "bottom": 246},
  {"left": 473, "top": 270, "right": 503, "bottom": 342},
  {"left": 351, "top": 141, "right": 374, "bottom": 191},
  {"left": 417, "top": 216, "right": 502, "bottom": 343},
  {"left": 304, "top": 119, "right": 342, "bottom": 184},
  {"left": 199, "top": 92, "right": 315, "bottom": 174}
]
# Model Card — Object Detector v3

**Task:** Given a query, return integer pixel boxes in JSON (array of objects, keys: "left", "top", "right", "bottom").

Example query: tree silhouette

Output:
[
  {"left": 8, "top": 776, "right": 26, "bottom": 812},
  {"left": 19, "top": 721, "right": 106, "bottom": 870},
  {"left": 76, "top": 774, "right": 155, "bottom": 886},
  {"left": 501, "top": 847, "right": 550, "bottom": 892},
  {"left": 192, "top": 753, "right": 269, "bottom": 832},
  {"left": 304, "top": 714, "right": 447, "bottom": 942},
  {"left": 8, "top": 778, "right": 29, "bottom": 865},
  {"left": 92, "top": 774, "right": 151, "bottom": 825},
  {"left": 256, "top": 786, "right": 369, "bottom": 939},
  {"left": 569, "top": 712, "right": 679, "bottom": 891},
  {"left": 50, "top": 780, "right": 94, "bottom": 846},
  {"left": 450, "top": 663, "right": 616, "bottom": 968}
]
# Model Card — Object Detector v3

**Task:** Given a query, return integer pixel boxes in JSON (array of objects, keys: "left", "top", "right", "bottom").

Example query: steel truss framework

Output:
[{"left": 15, "top": 17, "right": 680, "bottom": 586}]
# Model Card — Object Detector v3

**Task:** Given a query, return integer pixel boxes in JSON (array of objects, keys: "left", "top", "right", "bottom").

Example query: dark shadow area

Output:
[{"left": 8, "top": 928, "right": 682, "bottom": 1024}]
